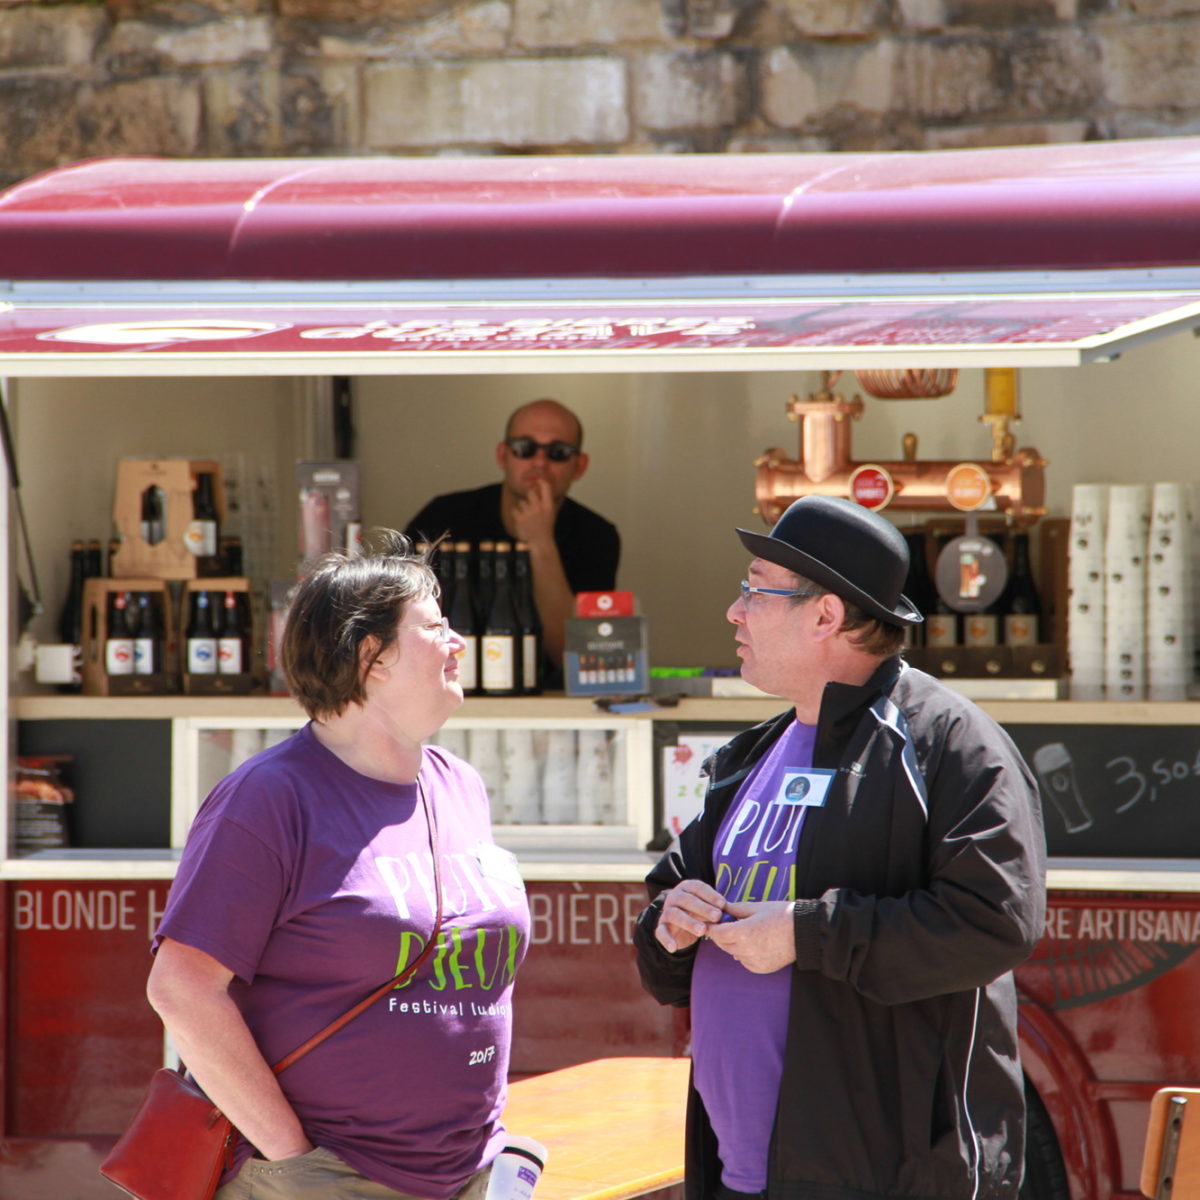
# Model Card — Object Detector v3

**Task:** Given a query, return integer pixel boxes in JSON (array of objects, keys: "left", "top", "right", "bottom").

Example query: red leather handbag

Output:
[
  {"left": 101, "top": 783, "right": 443, "bottom": 1200},
  {"left": 100, "top": 1068, "right": 234, "bottom": 1200}
]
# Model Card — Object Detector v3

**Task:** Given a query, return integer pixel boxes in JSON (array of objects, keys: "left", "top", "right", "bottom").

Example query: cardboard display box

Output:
[
  {"left": 80, "top": 578, "right": 175, "bottom": 697},
  {"left": 110, "top": 459, "right": 227, "bottom": 580},
  {"left": 181, "top": 577, "right": 257, "bottom": 696},
  {"left": 565, "top": 616, "right": 649, "bottom": 697}
]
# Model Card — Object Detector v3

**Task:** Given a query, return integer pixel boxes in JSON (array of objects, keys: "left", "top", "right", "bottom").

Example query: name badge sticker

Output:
[
  {"left": 777, "top": 769, "right": 836, "bottom": 807},
  {"left": 471, "top": 841, "right": 527, "bottom": 891}
]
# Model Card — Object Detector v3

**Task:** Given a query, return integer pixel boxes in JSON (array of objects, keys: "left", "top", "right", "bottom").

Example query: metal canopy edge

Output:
[{"left": 3, "top": 270, "right": 1200, "bottom": 377}]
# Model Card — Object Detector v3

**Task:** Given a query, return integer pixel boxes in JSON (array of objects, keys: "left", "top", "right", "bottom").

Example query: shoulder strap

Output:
[{"left": 269, "top": 776, "right": 443, "bottom": 1077}]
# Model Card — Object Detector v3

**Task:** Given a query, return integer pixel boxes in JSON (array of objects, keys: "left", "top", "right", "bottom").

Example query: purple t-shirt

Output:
[
  {"left": 155, "top": 725, "right": 530, "bottom": 1199},
  {"left": 691, "top": 719, "right": 819, "bottom": 1193}
]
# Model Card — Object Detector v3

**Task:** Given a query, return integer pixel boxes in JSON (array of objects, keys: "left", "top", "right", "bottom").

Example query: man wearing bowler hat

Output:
[{"left": 634, "top": 496, "right": 1046, "bottom": 1200}]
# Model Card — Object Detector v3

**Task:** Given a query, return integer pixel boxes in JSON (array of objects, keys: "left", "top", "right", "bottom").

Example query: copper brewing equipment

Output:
[
  {"left": 753, "top": 368, "right": 1046, "bottom": 525},
  {"left": 854, "top": 368, "right": 959, "bottom": 399}
]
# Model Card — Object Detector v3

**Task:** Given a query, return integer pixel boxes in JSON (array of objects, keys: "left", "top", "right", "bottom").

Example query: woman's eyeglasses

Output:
[
  {"left": 505, "top": 437, "right": 580, "bottom": 463},
  {"left": 397, "top": 617, "right": 452, "bottom": 642}
]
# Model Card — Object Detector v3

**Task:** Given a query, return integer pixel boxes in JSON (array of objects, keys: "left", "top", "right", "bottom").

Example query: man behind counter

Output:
[{"left": 404, "top": 399, "right": 620, "bottom": 665}]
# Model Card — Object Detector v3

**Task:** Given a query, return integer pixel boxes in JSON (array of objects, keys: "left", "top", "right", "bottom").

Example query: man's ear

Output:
[
  {"left": 810, "top": 593, "right": 845, "bottom": 641},
  {"left": 571, "top": 450, "right": 590, "bottom": 483},
  {"left": 495, "top": 441, "right": 509, "bottom": 472}
]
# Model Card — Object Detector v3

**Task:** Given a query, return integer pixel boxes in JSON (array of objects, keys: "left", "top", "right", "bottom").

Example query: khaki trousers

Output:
[{"left": 216, "top": 1146, "right": 492, "bottom": 1200}]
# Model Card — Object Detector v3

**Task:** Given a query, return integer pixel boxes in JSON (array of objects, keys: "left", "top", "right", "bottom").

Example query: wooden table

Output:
[{"left": 502, "top": 1057, "right": 691, "bottom": 1200}]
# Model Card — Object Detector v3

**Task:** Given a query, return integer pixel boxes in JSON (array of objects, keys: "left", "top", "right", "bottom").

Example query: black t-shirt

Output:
[{"left": 404, "top": 482, "right": 620, "bottom": 592}]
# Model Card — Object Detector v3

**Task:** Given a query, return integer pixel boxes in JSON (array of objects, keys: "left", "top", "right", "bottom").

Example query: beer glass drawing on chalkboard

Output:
[{"left": 1032, "top": 742, "right": 1094, "bottom": 833}]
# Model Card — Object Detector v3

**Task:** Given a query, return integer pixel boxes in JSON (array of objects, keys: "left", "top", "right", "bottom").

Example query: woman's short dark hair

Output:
[
  {"left": 282, "top": 530, "right": 438, "bottom": 720},
  {"left": 787, "top": 573, "right": 907, "bottom": 659}
]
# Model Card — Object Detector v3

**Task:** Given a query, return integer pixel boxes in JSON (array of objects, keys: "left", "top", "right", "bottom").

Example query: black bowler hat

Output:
[{"left": 737, "top": 496, "right": 923, "bottom": 628}]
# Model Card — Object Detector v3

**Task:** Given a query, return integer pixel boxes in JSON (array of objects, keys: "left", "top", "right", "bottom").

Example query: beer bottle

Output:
[
  {"left": 218, "top": 590, "right": 248, "bottom": 675},
  {"left": 432, "top": 542, "right": 456, "bottom": 614},
  {"left": 105, "top": 591, "right": 135, "bottom": 676},
  {"left": 220, "top": 535, "right": 244, "bottom": 577},
  {"left": 513, "top": 541, "right": 542, "bottom": 695},
  {"left": 186, "top": 589, "right": 218, "bottom": 675},
  {"left": 481, "top": 541, "right": 519, "bottom": 696},
  {"left": 185, "top": 472, "right": 220, "bottom": 563},
  {"left": 963, "top": 535, "right": 1005, "bottom": 648},
  {"left": 133, "top": 591, "right": 163, "bottom": 676},
  {"left": 1002, "top": 530, "right": 1042, "bottom": 646},
  {"left": 56, "top": 539, "right": 88, "bottom": 692},
  {"left": 447, "top": 541, "right": 480, "bottom": 694},
  {"left": 474, "top": 541, "right": 496, "bottom": 633},
  {"left": 901, "top": 530, "right": 934, "bottom": 651},
  {"left": 925, "top": 536, "right": 959, "bottom": 648},
  {"left": 57, "top": 539, "right": 87, "bottom": 647},
  {"left": 140, "top": 484, "right": 165, "bottom": 545}
]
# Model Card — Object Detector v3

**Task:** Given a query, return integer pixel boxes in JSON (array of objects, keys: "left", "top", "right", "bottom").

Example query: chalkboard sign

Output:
[
  {"left": 654, "top": 719, "right": 1200, "bottom": 859},
  {"left": 1003, "top": 724, "right": 1200, "bottom": 858}
]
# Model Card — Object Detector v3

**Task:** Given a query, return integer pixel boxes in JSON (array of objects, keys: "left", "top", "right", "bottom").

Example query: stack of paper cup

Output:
[
  {"left": 1067, "top": 484, "right": 1108, "bottom": 700},
  {"left": 1147, "top": 482, "right": 1195, "bottom": 701},
  {"left": 1104, "top": 484, "right": 1151, "bottom": 702},
  {"left": 539, "top": 729, "right": 578, "bottom": 823},
  {"left": 467, "top": 728, "right": 506, "bottom": 821},
  {"left": 501, "top": 728, "right": 542, "bottom": 824}
]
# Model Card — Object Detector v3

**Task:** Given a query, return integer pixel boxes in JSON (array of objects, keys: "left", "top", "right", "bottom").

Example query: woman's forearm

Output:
[{"left": 147, "top": 940, "right": 313, "bottom": 1160}]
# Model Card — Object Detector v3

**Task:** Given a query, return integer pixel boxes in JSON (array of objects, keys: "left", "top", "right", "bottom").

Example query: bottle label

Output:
[
  {"left": 187, "top": 637, "right": 218, "bottom": 674},
  {"left": 105, "top": 638, "right": 135, "bottom": 675},
  {"left": 218, "top": 637, "right": 244, "bottom": 675},
  {"left": 522, "top": 635, "right": 539, "bottom": 692},
  {"left": 481, "top": 636, "right": 516, "bottom": 692},
  {"left": 925, "top": 614, "right": 958, "bottom": 647},
  {"left": 455, "top": 638, "right": 478, "bottom": 691},
  {"left": 133, "top": 638, "right": 156, "bottom": 675},
  {"left": 963, "top": 613, "right": 999, "bottom": 647},
  {"left": 184, "top": 519, "right": 218, "bottom": 557},
  {"left": 1004, "top": 614, "right": 1040, "bottom": 646}
]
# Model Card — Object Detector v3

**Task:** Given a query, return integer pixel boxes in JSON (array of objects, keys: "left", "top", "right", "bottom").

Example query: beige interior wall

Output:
[
  {"left": 10, "top": 374, "right": 303, "bottom": 655},
  {"left": 10, "top": 328, "right": 1199, "bottom": 671}
]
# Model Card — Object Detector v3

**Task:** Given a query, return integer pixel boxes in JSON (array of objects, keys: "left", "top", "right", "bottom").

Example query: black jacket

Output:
[{"left": 633, "top": 658, "right": 1046, "bottom": 1200}]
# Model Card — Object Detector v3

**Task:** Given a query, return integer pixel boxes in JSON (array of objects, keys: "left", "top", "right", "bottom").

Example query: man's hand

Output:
[
  {"left": 509, "top": 478, "right": 558, "bottom": 548},
  {"left": 655, "top": 879, "right": 727, "bottom": 954},
  {"left": 705, "top": 900, "right": 796, "bottom": 974}
]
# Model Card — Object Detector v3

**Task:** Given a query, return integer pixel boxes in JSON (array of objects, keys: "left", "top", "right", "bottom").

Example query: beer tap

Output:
[{"left": 752, "top": 368, "right": 1046, "bottom": 525}]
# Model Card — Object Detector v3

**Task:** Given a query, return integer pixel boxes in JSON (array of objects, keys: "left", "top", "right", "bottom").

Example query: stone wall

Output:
[{"left": 2, "top": 0, "right": 1200, "bottom": 188}]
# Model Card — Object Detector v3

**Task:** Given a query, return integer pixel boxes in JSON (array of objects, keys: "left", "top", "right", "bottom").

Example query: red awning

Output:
[
  {"left": 5, "top": 141, "right": 1200, "bottom": 281},
  {"left": 4, "top": 141, "right": 1200, "bottom": 375}
]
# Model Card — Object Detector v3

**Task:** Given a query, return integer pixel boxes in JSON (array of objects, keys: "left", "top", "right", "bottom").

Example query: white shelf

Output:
[{"left": 14, "top": 692, "right": 1200, "bottom": 879}]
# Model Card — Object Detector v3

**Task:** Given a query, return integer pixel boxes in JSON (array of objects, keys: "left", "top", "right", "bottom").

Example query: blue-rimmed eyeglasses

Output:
[
  {"left": 397, "top": 616, "right": 452, "bottom": 642},
  {"left": 505, "top": 437, "right": 580, "bottom": 463},
  {"left": 739, "top": 580, "right": 820, "bottom": 604}
]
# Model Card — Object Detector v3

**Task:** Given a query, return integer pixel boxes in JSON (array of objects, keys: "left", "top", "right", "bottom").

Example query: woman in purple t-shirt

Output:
[{"left": 147, "top": 532, "right": 531, "bottom": 1200}]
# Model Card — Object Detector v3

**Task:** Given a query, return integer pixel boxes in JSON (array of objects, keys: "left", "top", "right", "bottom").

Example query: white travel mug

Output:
[{"left": 485, "top": 1134, "right": 549, "bottom": 1200}]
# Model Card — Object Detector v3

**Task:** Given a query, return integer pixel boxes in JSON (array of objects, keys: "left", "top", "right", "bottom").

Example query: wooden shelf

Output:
[{"left": 14, "top": 692, "right": 1200, "bottom": 725}]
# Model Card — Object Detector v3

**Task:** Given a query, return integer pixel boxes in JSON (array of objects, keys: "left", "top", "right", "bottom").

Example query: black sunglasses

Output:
[{"left": 505, "top": 437, "right": 580, "bottom": 463}]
